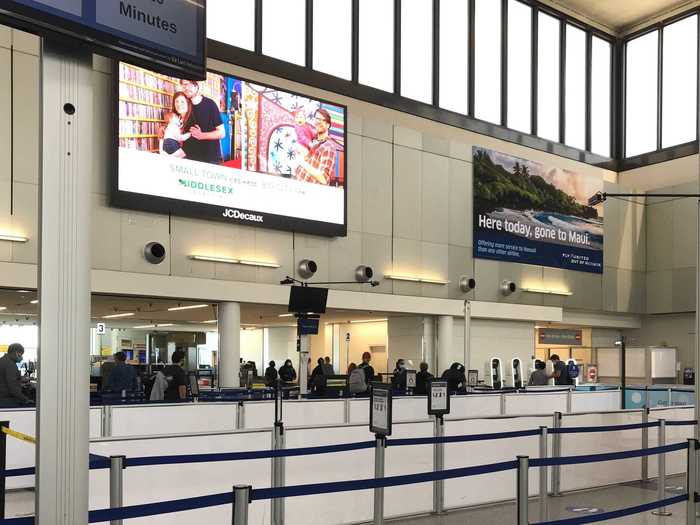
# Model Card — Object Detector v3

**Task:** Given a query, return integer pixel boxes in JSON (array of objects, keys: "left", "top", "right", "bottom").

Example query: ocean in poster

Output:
[{"left": 473, "top": 147, "right": 604, "bottom": 274}]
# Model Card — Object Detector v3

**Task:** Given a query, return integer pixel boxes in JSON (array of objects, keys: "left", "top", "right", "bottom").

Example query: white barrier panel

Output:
[
  {"left": 349, "top": 398, "right": 369, "bottom": 423},
  {"left": 560, "top": 411, "right": 642, "bottom": 492},
  {"left": 648, "top": 406, "right": 694, "bottom": 478},
  {"left": 243, "top": 400, "right": 275, "bottom": 429},
  {"left": 90, "top": 407, "right": 102, "bottom": 438},
  {"left": 571, "top": 391, "right": 620, "bottom": 413},
  {"left": 283, "top": 399, "right": 346, "bottom": 426},
  {"left": 384, "top": 421, "right": 434, "bottom": 518},
  {"left": 443, "top": 416, "right": 550, "bottom": 508},
  {"left": 284, "top": 425, "right": 374, "bottom": 525},
  {"left": 0, "top": 409, "right": 36, "bottom": 490},
  {"left": 89, "top": 430, "right": 272, "bottom": 525},
  {"left": 505, "top": 393, "right": 567, "bottom": 415},
  {"left": 110, "top": 403, "right": 238, "bottom": 437},
  {"left": 445, "top": 395, "right": 501, "bottom": 420},
  {"left": 391, "top": 396, "right": 429, "bottom": 422}
]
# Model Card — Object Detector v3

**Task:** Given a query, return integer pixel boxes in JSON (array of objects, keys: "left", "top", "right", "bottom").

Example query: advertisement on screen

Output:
[
  {"left": 473, "top": 147, "right": 603, "bottom": 273},
  {"left": 113, "top": 62, "right": 347, "bottom": 236}
]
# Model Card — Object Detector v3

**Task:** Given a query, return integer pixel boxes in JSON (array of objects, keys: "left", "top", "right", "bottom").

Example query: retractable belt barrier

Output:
[{"left": 1, "top": 428, "right": 35, "bottom": 445}]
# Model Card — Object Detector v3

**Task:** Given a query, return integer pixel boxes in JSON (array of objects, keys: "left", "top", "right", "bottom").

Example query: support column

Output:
[
  {"left": 219, "top": 302, "right": 241, "bottom": 388},
  {"left": 437, "top": 316, "right": 454, "bottom": 374},
  {"left": 36, "top": 40, "right": 92, "bottom": 525},
  {"left": 423, "top": 317, "right": 435, "bottom": 372}
]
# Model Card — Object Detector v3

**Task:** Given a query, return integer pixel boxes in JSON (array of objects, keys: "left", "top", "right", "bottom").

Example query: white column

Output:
[
  {"left": 219, "top": 302, "right": 241, "bottom": 388},
  {"left": 423, "top": 316, "right": 435, "bottom": 372},
  {"left": 36, "top": 41, "right": 92, "bottom": 525},
  {"left": 437, "top": 315, "right": 454, "bottom": 375}
]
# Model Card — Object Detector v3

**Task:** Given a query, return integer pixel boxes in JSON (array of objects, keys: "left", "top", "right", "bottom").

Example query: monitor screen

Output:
[
  {"left": 297, "top": 318, "right": 320, "bottom": 335},
  {"left": 288, "top": 286, "right": 328, "bottom": 314},
  {"left": 113, "top": 62, "right": 347, "bottom": 237}
]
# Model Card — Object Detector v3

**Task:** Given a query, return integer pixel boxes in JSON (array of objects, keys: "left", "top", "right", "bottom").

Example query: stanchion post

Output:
[
  {"left": 109, "top": 455, "right": 126, "bottom": 525},
  {"left": 566, "top": 388, "right": 572, "bottom": 414},
  {"left": 652, "top": 419, "right": 672, "bottom": 516},
  {"left": 374, "top": 436, "right": 386, "bottom": 525},
  {"left": 539, "top": 426, "right": 548, "bottom": 522},
  {"left": 642, "top": 406, "right": 649, "bottom": 481},
  {"left": 500, "top": 393, "right": 506, "bottom": 415},
  {"left": 344, "top": 398, "right": 350, "bottom": 424},
  {"left": 668, "top": 388, "right": 673, "bottom": 407},
  {"left": 271, "top": 422, "right": 285, "bottom": 525},
  {"left": 687, "top": 439, "right": 697, "bottom": 525},
  {"left": 517, "top": 456, "right": 529, "bottom": 525},
  {"left": 233, "top": 485, "right": 252, "bottom": 525},
  {"left": 0, "top": 421, "right": 8, "bottom": 519},
  {"left": 552, "top": 412, "right": 562, "bottom": 496},
  {"left": 432, "top": 415, "right": 445, "bottom": 515}
]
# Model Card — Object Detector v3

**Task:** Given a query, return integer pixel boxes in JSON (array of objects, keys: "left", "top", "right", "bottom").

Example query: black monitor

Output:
[
  {"left": 288, "top": 286, "right": 328, "bottom": 314},
  {"left": 298, "top": 318, "right": 320, "bottom": 335}
]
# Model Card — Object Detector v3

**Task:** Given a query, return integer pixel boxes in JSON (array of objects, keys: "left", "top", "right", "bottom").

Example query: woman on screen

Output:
[{"left": 159, "top": 92, "right": 193, "bottom": 158}]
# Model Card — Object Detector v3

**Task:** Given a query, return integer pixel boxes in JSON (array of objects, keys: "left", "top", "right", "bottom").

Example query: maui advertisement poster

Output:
[{"left": 473, "top": 147, "right": 603, "bottom": 274}]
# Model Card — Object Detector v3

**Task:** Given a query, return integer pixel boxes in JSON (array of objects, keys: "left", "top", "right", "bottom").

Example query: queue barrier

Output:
[{"left": 1, "top": 418, "right": 698, "bottom": 524}]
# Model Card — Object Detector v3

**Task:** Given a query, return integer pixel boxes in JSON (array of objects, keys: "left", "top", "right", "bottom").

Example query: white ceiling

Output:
[{"left": 550, "top": 0, "right": 696, "bottom": 33}]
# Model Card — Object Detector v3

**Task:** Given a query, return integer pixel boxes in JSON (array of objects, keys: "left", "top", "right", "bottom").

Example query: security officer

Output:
[{"left": 0, "top": 343, "right": 30, "bottom": 406}]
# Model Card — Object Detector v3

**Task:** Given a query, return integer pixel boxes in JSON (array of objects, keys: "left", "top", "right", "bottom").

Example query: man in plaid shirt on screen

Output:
[{"left": 294, "top": 108, "right": 337, "bottom": 185}]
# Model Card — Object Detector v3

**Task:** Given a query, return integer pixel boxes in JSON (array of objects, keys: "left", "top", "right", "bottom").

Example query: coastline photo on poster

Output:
[
  {"left": 113, "top": 62, "right": 347, "bottom": 237},
  {"left": 473, "top": 147, "right": 603, "bottom": 273}
]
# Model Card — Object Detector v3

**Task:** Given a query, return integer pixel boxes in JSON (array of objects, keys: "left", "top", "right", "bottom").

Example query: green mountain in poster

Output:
[{"left": 473, "top": 148, "right": 599, "bottom": 220}]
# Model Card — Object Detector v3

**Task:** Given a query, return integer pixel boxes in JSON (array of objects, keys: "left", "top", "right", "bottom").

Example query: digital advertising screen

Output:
[{"left": 113, "top": 62, "right": 347, "bottom": 236}]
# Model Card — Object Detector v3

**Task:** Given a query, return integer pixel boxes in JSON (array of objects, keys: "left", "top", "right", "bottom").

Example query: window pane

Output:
[
  {"left": 359, "top": 0, "right": 394, "bottom": 91},
  {"left": 401, "top": 0, "right": 433, "bottom": 103},
  {"left": 439, "top": 0, "right": 469, "bottom": 114},
  {"left": 262, "top": 0, "right": 306, "bottom": 65},
  {"left": 313, "top": 0, "right": 352, "bottom": 79},
  {"left": 625, "top": 31, "right": 658, "bottom": 157},
  {"left": 565, "top": 24, "right": 586, "bottom": 150},
  {"left": 507, "top": 0, "right": 531, "bottom": 133},
  {"left": 474, "top": 0, "right": 501, "bottom": 123},
  {"left": 591, "top": 36, "right": 611, "bottom": 157},
  {"left": 662, "top": 15, "right": 698, "bottom": 148},
  {"left": 208, "top": 0, "right": 255, "bottom": 50},
  {"left": 537, "top": 13, "right": 560, "bottom": 142}
]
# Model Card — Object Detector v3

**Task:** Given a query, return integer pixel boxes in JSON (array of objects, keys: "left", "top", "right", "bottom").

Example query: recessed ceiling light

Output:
[
  {"left": 167, "top": 304, "right": 209, "bottom": 312},
  {"left": 103, "top": 312, "right": 135, "bottom": 319},
  {"left": 0, "top": 234, "right": 28, "bottom": 243},
  {"left": 278, "top": 313, "right": 294, "bottom": 318},
  {"left": 30, "top": 300, "right": 39, "bottom": 305},
  {"left": 350, "top": 318, "right": 388, "bottom": 324},
  {"left": 133, "top": 323, "right": 174, "bottom": 329},
  {"left": 203, "top": 320, "right": 217, "bottom": 324},
  {"left": 16, "top": 290, "right": 30, "bottom": 294},
  {"left": 0, "top": 307, "right": 6, "bottom": 311}
]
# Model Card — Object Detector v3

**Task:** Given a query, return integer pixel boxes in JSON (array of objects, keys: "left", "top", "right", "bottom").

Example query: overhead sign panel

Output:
[{"left": 1, "top": 0, "right": 206, "bottom": 78}]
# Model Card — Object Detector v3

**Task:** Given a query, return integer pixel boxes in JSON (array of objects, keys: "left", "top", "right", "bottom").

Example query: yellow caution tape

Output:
[{"left": 2, "top": 427, "right": 36, "bottom": 444}]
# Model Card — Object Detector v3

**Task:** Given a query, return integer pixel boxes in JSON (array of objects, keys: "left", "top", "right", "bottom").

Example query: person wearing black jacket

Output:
[
  {"left": 441, "top": 362, "right": 467, "bottom": 393},
  {"left": 309, "top": 358, "right": 326, "bottom": 394},
  {"left": 391, "top": 359, "right": 407, "bottom": 391},
  {"left": 358, "top": 351, "right": 375, "bottom": 385},
  {"left": 415, "top": 362, "right": 433, "bottom": 395},
  {"left": 0, "top": 343, "right": 30, "bottom": 406},
  {"left": 264, "top": 361, "right": 278, "bottom": 387},
  {"left": 279, "top": 359, "right": 297, "bottom": 383}
]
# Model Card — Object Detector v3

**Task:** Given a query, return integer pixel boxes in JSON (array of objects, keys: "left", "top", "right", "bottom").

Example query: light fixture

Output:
[
  {"left": 278, "top": 313, "right": 294, "bottom": 318},
  {"left": 0, "top": 234, "right": 28, "bottom": 243},
  {"left": 103, "top": 312, "right": 134, "bottom": 319},
  {"left": 16, "top": 290, "right": 31, "bottom": 294},
  {"left": 167, "top": 304, "right": 209, "bottom": 312},
  {"left": 190, "top": 255, "right": 280, "bottom": 268},
  {"left": 350, "top": 318, "right": 388, "bottom": 324},
  {"left": 203, "top": 320, "right": 217, "bottom": 324},
  {"left": 133, "top": 323, "right": 174, "bottom": 329},
  {"left": 30, "top": 300, "right": 39, "bottom": 305},
  {"left": 0, "top": 307, "right": 6, "bottom": 311},
  {"left": 384, "top": 274, "right": 449, "bottom": 285},
  {"left": 521, "top": 287, "right": 572, "bottom": 297}
]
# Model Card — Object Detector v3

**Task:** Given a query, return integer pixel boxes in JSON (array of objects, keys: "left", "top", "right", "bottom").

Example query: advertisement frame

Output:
[{"left": 110, "top": 61, "right": 349, "bottom": 238}]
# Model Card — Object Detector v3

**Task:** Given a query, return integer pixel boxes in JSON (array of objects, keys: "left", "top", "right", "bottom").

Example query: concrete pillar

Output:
[
  {"left": 423, "top": 316, "right": 436, "bottom": 372},
  {"left": 437, "top": 316, "right": 454, "bottom": 375},
  {"left": 219, "top": 302, "right": 241, "bottom": 388},
  {"left": 36, "top": 41, "right": 92, "bottom": 525}
]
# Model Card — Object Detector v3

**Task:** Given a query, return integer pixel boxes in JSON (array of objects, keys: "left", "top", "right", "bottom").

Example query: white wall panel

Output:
[
  {"left": 504, "top": 392, "right": 567, "bottom": 415},
  {"left": 571, "top": 391, "right": 620, "bottom": 412},
  {"left": 110, "top": 404, "right": 237, "bottom": 437}
]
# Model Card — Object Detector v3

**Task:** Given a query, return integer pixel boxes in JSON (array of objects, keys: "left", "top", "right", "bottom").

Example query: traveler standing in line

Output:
[
  {"left": 550, "top": 354, "right": 573, "bottom": 386},
  {"left": 391, "top": 359, "right": 407, "bottom": 391},
  {"left": 348, "top": 362, "right": 368, "bottom": 395},
  {"left": 279, "top": 359, "right": 297, "bottom": 384},
  {"left": 265, "top": 361, "right": 279, "bottom": 386},
  {"left": 415, "top": 362, "right": 433, "bottom": 395},
  {"left": 163, "top": 350, "right": 188, "bottom": 401},
  {"left": 358, "top": 351, "right": 375, "bottom": 385},
  {"left": 0, "top": 344, "right": 30, "bottom": 406},
  {"left": 528, "top": 360, "right": 549, "bottom": 386},
  {"left": 310, "top": 358, "right": 326, "bottom": 394},
  {"left": 104, "top": 351, "right": 137, "bottom": 393},
  {"left": 322, "top": 356, "right": 334, "bottom": 375},
  {"left": 442, "top": 363, "right": 467, "bottom": 393}
]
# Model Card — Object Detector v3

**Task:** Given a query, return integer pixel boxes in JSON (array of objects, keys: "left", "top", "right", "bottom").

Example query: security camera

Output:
[
  {"left": 355, "top": 265, "right": 374, "bottom": 283},
  {"left": 144, "top": 242, "right": 166, "bottom": 264},
  {"left": 459, "top": 277, "right": 477, "bottom": 292},
  {"left": 297, "top": 259, "right": 318, "bottom": 279},
  {"left": 501, "top": 280, "right": 517, "bottom": 296}
]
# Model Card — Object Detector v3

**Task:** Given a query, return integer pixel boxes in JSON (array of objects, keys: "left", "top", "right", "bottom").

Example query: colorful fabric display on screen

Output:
[{"left": 473, "top": 147, "right": 603, "bottom": 273}]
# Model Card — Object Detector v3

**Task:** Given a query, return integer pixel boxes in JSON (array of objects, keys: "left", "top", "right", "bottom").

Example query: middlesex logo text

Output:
[
  {"left": 223, "top": 209, "right": 264, "bottom": 223},
  {"left": 178, "top": 178, "right": 233, "bottom": 194}
]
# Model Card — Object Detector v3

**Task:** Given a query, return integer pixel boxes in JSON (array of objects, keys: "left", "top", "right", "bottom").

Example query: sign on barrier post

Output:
[
  {"left": 428, "top": 380, "right": 450, "bottom": 417},
  {"left": 370, "top": 383, "right": 392, "bottom": 525},
  {"left": 406, "top": 370, "right": 417, "bottom": 394}
]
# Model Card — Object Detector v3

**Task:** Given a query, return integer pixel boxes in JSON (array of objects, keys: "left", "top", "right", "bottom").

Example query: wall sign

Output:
[
  {"left": 538, "top": 328, "right": 583, "bottom": 346},
  {"left": 1, "top": 0, "right": 206, "bottom": 78},
  {"left": 369, "top": 383, "right": 392, "bottom": 436},
  {"left": 427, "top": 380, "right": 450, "bottom": 416},
  {"left": 406, "top": 370, "right": 417, "bottom": 389},
  {"left": 96, "top": 323, "right": 106, "bottom": 335},
  {"left": 473, "top": 147, "right": 603, "bottom": 273}
]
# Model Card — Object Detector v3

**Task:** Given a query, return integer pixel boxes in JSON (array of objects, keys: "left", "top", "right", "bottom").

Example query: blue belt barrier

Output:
[
  {"left": 665, "top": 419, "right": 698, "bottom": 427},
  {"left": 388, "top": 428, "right": 541, "bottom": 447},
  {"left": 3, "top": 454, "right": 110, "bottom": 478},
  {"left": 251, "top": 459, "right": 518, "bottom": 500},
  {"left": 127, "top": 440, "right": 377, "bottom": 467},
  {"left": 549, "top": 421, "right": 659, "bottom": 434},
  {"left": 530, "top": 442, "right": 688, "bottom": 467},
  {"left": 532, "top": 494, "right": 687, "bottom": 525}
]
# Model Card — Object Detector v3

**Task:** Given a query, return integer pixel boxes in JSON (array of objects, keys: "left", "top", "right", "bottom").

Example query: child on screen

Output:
[
  {"left": 293, "top": 109, "right": 316, "bottom": 156},
  {"left": 160, "top": 112, "right": 191, "bottom": 158}
]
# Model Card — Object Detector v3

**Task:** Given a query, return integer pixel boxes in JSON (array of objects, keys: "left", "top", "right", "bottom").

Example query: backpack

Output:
[
  {"left": 349, "top": 369, "right": 367, "bottom": 394},
  {"left": 149, "top": 371, "right": 171, "bottom": 401},
  {"left": 566, "top": 361, "right": 580, "bottom": 380}
]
